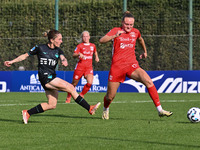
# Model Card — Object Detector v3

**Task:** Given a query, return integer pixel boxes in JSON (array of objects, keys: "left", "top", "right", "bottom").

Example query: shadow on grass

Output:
[
  {"left": 0, "top": 118, "right": 22, "bottom": 124},
  {"left": 86, "top": 136, "right": 200, "bottom": 149},
  {"left": 36, "top": 114, "right": 102, "bottom": 120},
  {"left": 0, "top": 113, "right": 101, "bottom": 124},
  {"left": 0, "top": 118, "right": 40, "bottom": 124}
]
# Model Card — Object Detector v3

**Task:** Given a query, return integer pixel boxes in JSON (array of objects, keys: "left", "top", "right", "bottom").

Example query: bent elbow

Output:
[{"left": 99, "top": 39, "right": 103, "bottom": 43}]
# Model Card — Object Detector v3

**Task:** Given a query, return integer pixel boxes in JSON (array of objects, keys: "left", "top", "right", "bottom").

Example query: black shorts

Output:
[{"left": 39, "top": 73, "right": 56, "bottom": 90}]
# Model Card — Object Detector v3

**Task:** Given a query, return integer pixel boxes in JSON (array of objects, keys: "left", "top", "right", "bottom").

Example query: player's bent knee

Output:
[
  {"left": 50, "top": 104, "right": 56, "bottom": 109},
  {"left": 67, "top": 84, "right": 76, "bottom": 92}
]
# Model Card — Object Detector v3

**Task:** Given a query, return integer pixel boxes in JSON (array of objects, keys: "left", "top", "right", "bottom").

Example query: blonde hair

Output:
[{"left": 76, "top": 31, "right": 90, "bottom": 43}]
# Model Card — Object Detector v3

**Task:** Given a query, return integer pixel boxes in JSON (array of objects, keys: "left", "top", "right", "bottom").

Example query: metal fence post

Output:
[
  {"left": 123, "top": 0, "right": 127, "bottom": 12},
  {"left": 189, "top": 0, "right": 193, "bottom": 70},
  {"left": 55, "top": 0, "right": 59, "bottom": 70}
]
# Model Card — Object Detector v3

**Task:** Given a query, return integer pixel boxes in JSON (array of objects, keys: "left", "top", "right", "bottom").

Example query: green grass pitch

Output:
[{"left": 0, "top": 92, "right": 200, "bottom": 149}]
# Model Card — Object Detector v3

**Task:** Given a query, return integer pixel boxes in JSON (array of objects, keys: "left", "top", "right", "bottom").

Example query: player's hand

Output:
[
  {"left": 115, "top": 30, "right": 125, "bottom": 37},
  {"left": 139, "top": 52, "right": 147, "bottom": 59},
  {"left": 79, "top": 53, "right": 86, "bottom": 60},
  {"left": 95, "top": 57, "right": 99, "bottom": 63},
  {"left": 4, "top": 61, "right": 12, "bottom": 67},
  {"left": 62, "top": 60, "right": 68, "bottom": 67}
]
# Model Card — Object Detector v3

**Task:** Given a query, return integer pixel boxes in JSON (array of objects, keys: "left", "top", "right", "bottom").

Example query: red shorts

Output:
[
  {"left": 73, "top": 68, "right": 93, "bottom": 80},
  {"left": 108, "top": 62, "right": 140, "bottom": 82}
]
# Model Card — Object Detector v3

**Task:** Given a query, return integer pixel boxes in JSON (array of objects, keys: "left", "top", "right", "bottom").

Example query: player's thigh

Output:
[
  {"left": 47, "top": 78, "right": 75, "bottom": 92},
  {"left": 73, "top": 70, "right": 84, "bottom": 80},
  {"left": 130, "top": 68, "right": 153, "bottom": 87},
  {"left": 85, "top": 74, "right": 93, "bottom": 84}
]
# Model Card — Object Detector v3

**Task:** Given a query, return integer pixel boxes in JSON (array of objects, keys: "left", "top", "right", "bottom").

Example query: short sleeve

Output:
[
  {"left": 93, "top": 44, "right": 97, "bottom": 53},
  {"left": 137, "top": 30, "right": 141, "bottom": 39},
  {"left": 58, "top": 48, "right": 64, "bottom": 56},
  {"left": 106, "top": 28, "right": 117, "bottom": 36},
  {"left": 74, "top": 45, "right": 81, "bottom": 54}
]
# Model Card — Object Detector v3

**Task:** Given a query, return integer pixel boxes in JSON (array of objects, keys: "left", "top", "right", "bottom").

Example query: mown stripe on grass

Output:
[{"left": 0, "top": 99, "right": 199, "bottom": 107}]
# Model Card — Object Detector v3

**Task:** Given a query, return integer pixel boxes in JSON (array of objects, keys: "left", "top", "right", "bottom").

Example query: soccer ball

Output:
[{"left": 187, "top": 107, "right": 200, "bottom": 123}]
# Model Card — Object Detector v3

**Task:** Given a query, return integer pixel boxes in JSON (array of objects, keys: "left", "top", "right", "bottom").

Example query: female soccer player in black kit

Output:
[{"left": 4, "top": 29, "right": 101, "bottom": 124}]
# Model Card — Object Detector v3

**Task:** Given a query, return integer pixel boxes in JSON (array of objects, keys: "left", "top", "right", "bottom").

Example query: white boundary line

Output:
[{"left": 0, "top": 99, "right": 199, "bottom": 107}]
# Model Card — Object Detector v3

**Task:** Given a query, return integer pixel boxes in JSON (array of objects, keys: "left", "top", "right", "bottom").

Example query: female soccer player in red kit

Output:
[
  {"left": 99, "top": 11, "right": 173, "bottom": 120},
  {"left": 66, "top": 31, "right": 99, "bottom": 103}
]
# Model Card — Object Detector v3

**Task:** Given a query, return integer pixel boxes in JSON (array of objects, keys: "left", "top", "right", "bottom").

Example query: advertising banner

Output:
[
  {"left": 64, "top": 71, "right": 109, "bottom": 93},
  {"left": 0, "top": 71, "right": 12, "bottom": 92},
  {"left": 121, "top": 70, "right": 200, "bottom": 93},
  {"left": 1, "top": 70, "right": 200, "bottom": 93}
]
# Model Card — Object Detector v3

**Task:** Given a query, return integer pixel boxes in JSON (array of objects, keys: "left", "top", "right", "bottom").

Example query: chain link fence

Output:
[{"left": 0, "top": 0, "right": 200, "bottom": 71}]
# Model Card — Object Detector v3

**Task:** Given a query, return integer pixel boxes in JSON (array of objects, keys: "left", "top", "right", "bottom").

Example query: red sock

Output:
[
  {"left": 147, "top": 85, "right": 161, "bottom": 107},
  {"left": 67, "top": 93, "right": 71, "bottom": 99},
  {"left": 104, "top": 96, "right": 112, "bottom": 108},
  {"left": 80, "top": 83, "right": 92, "bottom": 95}
]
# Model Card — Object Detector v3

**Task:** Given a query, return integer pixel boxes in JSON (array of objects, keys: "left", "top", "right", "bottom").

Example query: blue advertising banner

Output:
[
  {"left": 0, "top": 71, "right": 12, "bottom": 92},
  {"left": 75, "top": 71, "right": 108, "bottom": 92},
  {"left": 0, "top": 70, "right": 200, "bottom": 93},
  {"left": 11, "top": 71, "right": 44, "bottom": 92},
  {"left": 11, "top": 71, "right": 65, "bottom": 92},
  {"left": 121, "top": 70, "right": 200, "bottom": 93}
]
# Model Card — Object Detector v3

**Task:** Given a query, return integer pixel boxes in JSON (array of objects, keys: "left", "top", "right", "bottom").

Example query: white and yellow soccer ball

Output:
[{"left": 187, "top": 107, "right": 200, "bottom": 123}]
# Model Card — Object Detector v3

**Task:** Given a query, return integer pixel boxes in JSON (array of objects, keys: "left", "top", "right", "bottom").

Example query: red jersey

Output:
[
  {"left": 106, "top": 27, "right": 141, "bottom": 65},
  {"left": 74, "top": 43, "right": 96, "bottom": 70}
]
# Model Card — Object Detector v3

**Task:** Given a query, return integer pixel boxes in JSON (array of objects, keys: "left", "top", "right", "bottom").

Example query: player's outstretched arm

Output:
[{"left": 4, "top": 53, "right": 29, "bottom": 67}]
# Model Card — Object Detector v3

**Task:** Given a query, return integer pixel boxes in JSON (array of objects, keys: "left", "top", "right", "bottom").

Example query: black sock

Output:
[
  {"left": 27, "top": 104, "right": 44, "bottom": 116},
  {"left": 75, "top": 95, "right": 90, "bottom": 111}
]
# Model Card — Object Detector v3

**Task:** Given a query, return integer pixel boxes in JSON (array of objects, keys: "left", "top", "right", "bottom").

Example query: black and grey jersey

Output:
[{"left": 28, "top": 44, "right": 64, "bottom": 76}]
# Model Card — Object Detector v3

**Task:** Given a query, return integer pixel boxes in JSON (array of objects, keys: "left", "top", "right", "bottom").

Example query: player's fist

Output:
[{"left": 4, "top": 61, "right": 12, "bottom": 67}]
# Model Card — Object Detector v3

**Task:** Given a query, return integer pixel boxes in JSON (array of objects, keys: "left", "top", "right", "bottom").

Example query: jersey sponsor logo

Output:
[
  {"left": 83, "top": 51, "right": 91, "bottom": 55},
  {"left": 119, "top": 37, "right": 135, "bottom": 43},
  {"left": 120, "top": 43, "right": 134, "bottom": 49},
  {"left": 0, "top": 81, "right": 7, "bottom": 92},
  {"left": 40, "top": 58, "right": 56, "bottom": 66},
  {"left": 84, "top": 56, "right": 92, "bottom": 60}
]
